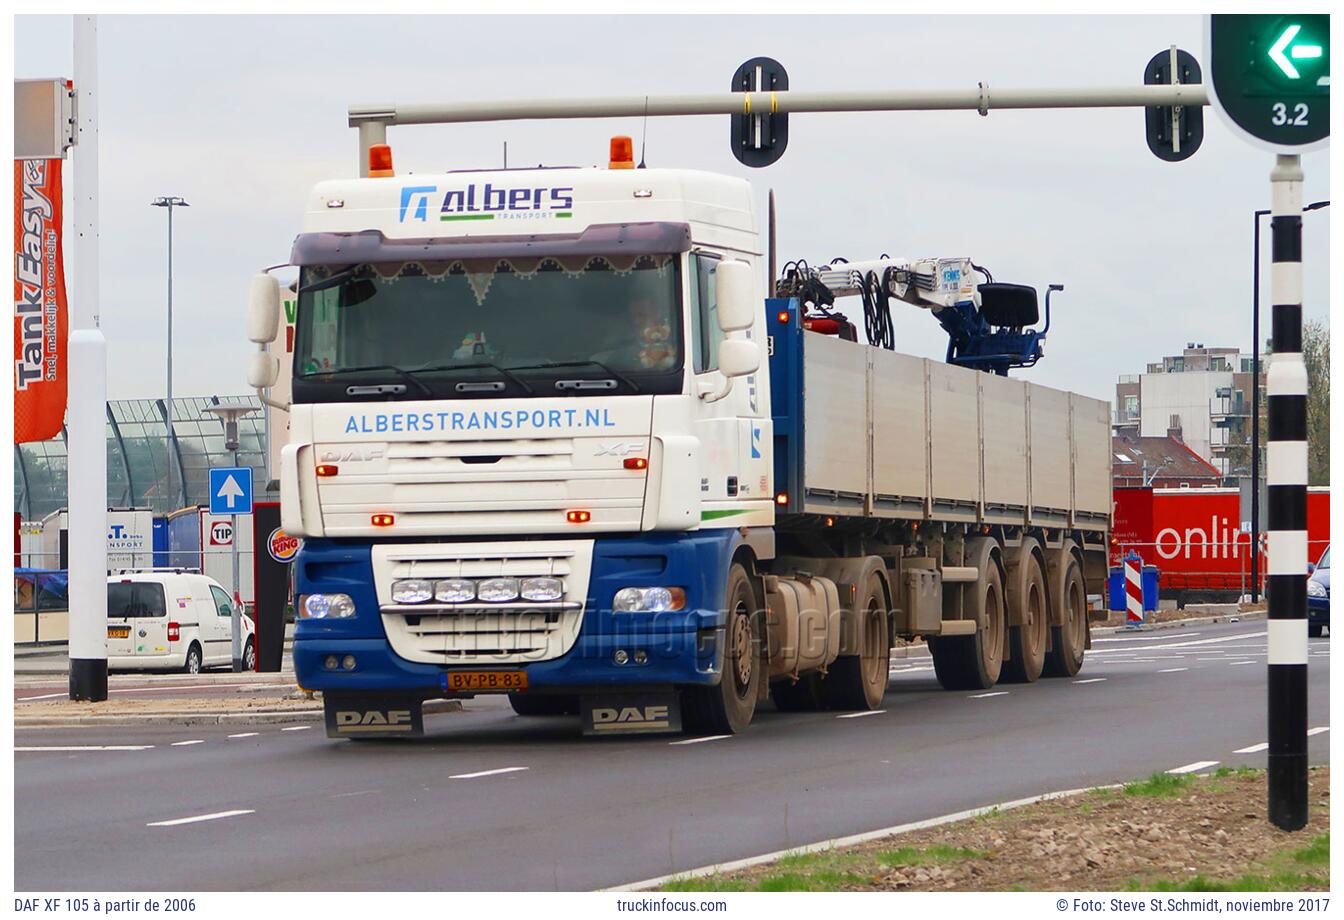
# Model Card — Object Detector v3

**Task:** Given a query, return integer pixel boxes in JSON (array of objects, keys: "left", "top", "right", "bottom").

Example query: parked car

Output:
[
  {"left": 106, "top": 571, "right": 255, "bottom": 673},
  {"left": 1307, "top": 546, "right": 1330, "bottom": 638}
]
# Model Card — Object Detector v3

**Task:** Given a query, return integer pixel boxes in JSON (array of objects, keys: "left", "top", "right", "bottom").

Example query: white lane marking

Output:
[
  {"left": 16, "top": 745, "right": 154, "bottom": 752},
  {"left": 1230, "top": 661, "right": 1257, "bottom": 666},
  {"left": 17, "top": 682, "right": 295, "bottom": 702},
  {"left": 1234, "top": 743, "right": 1269, "bottom": 754},
  {"left": 669, "top": 734, "right": 732, "bottom": 746},
  {"left": 170, "top": 740, "right": 205, "bottom": 747},
  {"left": 969, "top": 691, "right": 1009, "bottom": 699},
  {"left": 331, "top": 789, "right": 380, "bottom": 799},
  {"left": 1072, "top": 678, "right": 1107, "bottom": 684},
  {"left": 280, "top": 725, "right": 311, "bottom": 732},
  {"left": 448, "top": 766, "right": 529, "bottom": 779},
  {"left": 1089, "top": 632, "right": 1266, "bottom": 654},
  {"left": 16, "top": 692, "right": 69, "bottom": 702},
  {"left": 227, "top": 732, "right": 259, "bottom": 739},
  {"left": 1168, "top": 761, "right": 1219, "bottom": 774},
  {"left": 836, "top": 710, "right": 886, "bottom": 719},
  {"left": 1093, "top": 632, "right": 1199, "bottom": 643},
  {"left": 1308, "top": 726, "right": 1330, "bottom": 736},
  {"left": 1157, "top": 667, "right": 1189, "bottom": 673},
  {"left": 147, "top": 809, "right": 255, "bottom": 827}
]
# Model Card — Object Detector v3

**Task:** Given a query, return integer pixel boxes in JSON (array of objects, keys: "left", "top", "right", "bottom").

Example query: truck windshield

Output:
[{"left": 292, "top": 253, "right": 682, "bottom": 401}]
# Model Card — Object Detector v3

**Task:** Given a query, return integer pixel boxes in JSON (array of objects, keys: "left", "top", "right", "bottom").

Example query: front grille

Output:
[{"left": 371, "top": 541, "right": 592, "bottom": 665}]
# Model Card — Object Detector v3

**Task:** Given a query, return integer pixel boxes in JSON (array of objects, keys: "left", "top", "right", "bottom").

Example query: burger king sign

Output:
[{"left": 267, "top": 528, "right": 302, "bottom": 564}]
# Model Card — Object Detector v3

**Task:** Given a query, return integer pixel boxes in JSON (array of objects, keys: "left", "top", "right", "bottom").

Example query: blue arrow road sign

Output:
[{"left": 209, "top": 467, "right": 254, "bottom": 516}]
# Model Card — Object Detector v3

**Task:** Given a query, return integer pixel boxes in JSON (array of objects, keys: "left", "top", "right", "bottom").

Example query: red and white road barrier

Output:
[{"left": 1125, "top": 553, "right": 1144, "bottom": 626}]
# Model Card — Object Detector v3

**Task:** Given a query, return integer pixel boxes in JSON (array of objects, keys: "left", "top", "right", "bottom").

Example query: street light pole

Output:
[
  {"left": 151, "top": 196, "right": 189, "bottom": 513},
  {"left": 1251, "top": 199, "right": 1327, "bottom": 604}
]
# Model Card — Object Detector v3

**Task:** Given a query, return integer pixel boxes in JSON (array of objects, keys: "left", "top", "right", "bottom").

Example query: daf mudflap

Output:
[
  {"left": 323, "top": 693, "right": 425, "bottom": 739},
  {"left": 580, "top": 692, "right": 682, "bottom": 736}
]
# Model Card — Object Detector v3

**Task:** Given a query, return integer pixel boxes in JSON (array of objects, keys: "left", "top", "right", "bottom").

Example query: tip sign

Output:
[{"left": 209, "top": 467, "right": 254, "bottom": 516}]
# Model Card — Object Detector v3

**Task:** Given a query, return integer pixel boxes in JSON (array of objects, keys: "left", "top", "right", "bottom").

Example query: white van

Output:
[{"left": 106, "top": 571, "right": 256, "bottom": 673}]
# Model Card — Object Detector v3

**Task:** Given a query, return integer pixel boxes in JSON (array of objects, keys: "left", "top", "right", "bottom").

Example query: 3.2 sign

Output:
[{"left": 1206, "top": 14, "right": 1330, "bottom": 153}]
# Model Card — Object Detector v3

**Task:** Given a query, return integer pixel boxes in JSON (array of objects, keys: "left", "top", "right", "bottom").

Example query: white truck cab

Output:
[{"left": 106, "top": 571, "right": 256, "bottom": 673}]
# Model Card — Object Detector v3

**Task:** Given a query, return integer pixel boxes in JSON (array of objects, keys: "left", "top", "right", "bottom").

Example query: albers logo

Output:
[{"left": 399, "top": 183, "right": 574, "bottom": 223}]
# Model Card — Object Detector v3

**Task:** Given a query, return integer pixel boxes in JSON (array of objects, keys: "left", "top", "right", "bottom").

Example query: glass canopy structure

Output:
[{"left": 14, "top": 395, "right": 273, "bottom": 520}]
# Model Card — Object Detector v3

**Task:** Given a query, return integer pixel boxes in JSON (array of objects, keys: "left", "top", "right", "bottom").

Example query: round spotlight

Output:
[
  {"left": 341, "top": 655, "right": 357, "bottom": 671},
  {"left": 323, "top": 655, "right": 339, "bottom": 670},
  {"left": 613, "top": 649, "right": 629, "bottom": 665}
]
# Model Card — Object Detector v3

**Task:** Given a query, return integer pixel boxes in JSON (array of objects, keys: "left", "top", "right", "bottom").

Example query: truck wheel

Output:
[
  {"left": 682, "top": 564, "right": 761, "bottom": 734},
  {"left": 1044, "top": 555, "right": 1087, "bottom": 678},
  {"left": 183, "top": 643, "right": 202, "bottom": 675},
  {"left": 824, "top": 575, "right": 890, "bottom": 710},
  {"left": 931, "top": 560, "right": 1005, "bottom": 691},
  {"left": 770, "top": 673, "right": 825, "bottom": 712},
  {"left": 1002, "top": 553, "right": 1047, "bottom": 684},
  {"left": 507, "top": 693, "right": 579, "bottom": 716}
]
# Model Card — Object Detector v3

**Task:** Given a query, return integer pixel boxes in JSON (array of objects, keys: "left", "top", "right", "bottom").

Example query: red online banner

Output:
[{"left": 13, "top": 158, "right": 68, "bottom": 443}]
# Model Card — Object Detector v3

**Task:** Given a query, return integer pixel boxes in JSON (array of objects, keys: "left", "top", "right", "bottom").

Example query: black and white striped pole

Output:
[{"left": 1265, "top": 154, "right": 1308, "bottom": 831}]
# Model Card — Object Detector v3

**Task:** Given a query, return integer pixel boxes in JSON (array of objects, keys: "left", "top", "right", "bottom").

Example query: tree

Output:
[{"left": 1303, "top": 319, "right": 1329, "bottom": 485}]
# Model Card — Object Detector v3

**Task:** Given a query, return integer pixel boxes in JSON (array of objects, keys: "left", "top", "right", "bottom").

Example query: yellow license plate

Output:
[
  {"left": 108, "top": 626, "right": 130, "bottom": 639},
  {"left": 444, "top": 670, "right": 528, "bottom": 692}
]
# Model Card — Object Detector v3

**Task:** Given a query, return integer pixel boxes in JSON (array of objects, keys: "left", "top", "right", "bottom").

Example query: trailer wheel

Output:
[
  {"left": 1044, "top": 555, "right": 1087, "bottom": 678},
  {"left": 507, "top": 693, "right": 579, "bottom": 716},
  {"left": 1002, "top": 553, "right": 1048, "bottom": 684},
  {"left": 823, "top": 575, "right": 890, "bottom": 710},
  {"left": 930, "top": 559, "right": 1005, "bottom": 691},
  {"left": 682, "top": 564, "right": 761, "bottom": 734},
  {"left": 770, "top": 673, "right": 826, "bottom": 711}
]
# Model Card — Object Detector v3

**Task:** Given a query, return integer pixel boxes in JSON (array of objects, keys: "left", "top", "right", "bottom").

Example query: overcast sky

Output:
[{"left": 15, "top": 13, "right": 1331, "bottom": 403}]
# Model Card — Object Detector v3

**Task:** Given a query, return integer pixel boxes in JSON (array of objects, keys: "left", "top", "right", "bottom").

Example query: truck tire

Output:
[
  {"left": 682, "top": 564, "right": 761, "bottom": 734},
  {"left": 823, "top": 574, "right": 890, "bottom": 710},
  {"left": 770, "top": 673, "right": 826, "bottom": 711},
  {"left": 507, "top": 693, "right": 579, "bottom": 717},
  {"left": 1002, "top": 551, "right": 1048, "bottom": 684},
  {"left": 1043, "top": 554, "right": 1087, "bottom": 678},
  {"left": 930, "top": 559, "right": 1005, "bottom": 691}
]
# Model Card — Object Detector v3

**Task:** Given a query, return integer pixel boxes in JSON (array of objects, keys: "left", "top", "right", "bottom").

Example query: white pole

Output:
[{"left": 68, "top": 14, "right": 108, "bottom": 701}]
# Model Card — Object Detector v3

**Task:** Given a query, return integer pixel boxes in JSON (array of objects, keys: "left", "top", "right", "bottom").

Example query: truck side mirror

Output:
[
  {"left": 247, "top": 274, "right": 282, "bottom": 344},
  {"left": 714, "top": 260, "right": 755, "bottom": 333},
  {"left": 718, "top": 339, "right": 760, "bottom": 378},
  {"left": 247, "top": 351, "right": 280, "bottom": 389}
]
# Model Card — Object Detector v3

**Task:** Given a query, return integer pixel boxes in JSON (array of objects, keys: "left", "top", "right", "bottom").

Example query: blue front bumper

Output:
[
  {"left": 1307, "top": 596, "right": 1329, "bottom": 627},
  {"left": 292, "top": 531, "right": 740, "bottom": 697}
]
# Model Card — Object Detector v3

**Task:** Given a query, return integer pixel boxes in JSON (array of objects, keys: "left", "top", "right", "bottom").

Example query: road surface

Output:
[{"left": 14, "top": 620, "right": 1330, "bottom": 891}]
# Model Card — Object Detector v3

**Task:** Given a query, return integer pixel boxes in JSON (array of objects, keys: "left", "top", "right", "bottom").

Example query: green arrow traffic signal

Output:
[{"left": 1269, "top": 23, "right": 1324, "bottom": 80}]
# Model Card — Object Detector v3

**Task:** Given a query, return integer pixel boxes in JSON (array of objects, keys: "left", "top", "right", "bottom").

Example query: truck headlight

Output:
[
  {"left": 613, "top": 587, "right": 686, "bottom": 612},
  {"left": 520, "top": 577, "right": 564, "bottom": 601},
  {"left": 391, "top": 579, "right": 434, "bottom": 604},
  {"left": 478, "top": 577, "right": 520, "bottom": 602},
  {"left": 1308, "top": 579, "right": 1328, "bottom": 598},
  {"left": 434, "top": 578, "right": 476, "bottom": 603},
  {"left": 301, "top": 593, "right": 356, "bottom": 618}
]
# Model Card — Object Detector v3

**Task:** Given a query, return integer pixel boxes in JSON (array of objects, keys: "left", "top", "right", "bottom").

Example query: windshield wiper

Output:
[
  {"left": 297, "top": 268, "right": 358, "bottom": 295},
  {"left": 414, "top": 362, "right": 534, "bottom": 395},
  {"left": 509, "top": 360, "right": 639, "bottom": 393},
  {"left": 303, "top": 364, "right": 434, "bottom": 397}
]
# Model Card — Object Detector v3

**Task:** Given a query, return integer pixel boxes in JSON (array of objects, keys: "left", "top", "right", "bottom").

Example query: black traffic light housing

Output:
[{"left": 1144, "top": 48, "right": 1204, "bottom": 162}]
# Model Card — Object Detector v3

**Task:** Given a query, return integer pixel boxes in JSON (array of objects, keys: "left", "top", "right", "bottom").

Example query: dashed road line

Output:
[
  {"left": 227, "top": 732, "right": 259, "bottom": 739},
  {"left": 147, "top": 809, "right": 255, "bottom": 827},
  {"left": 1072, "top": 678, "right": 1107, "bottom": 684},
  {"left": 1230, "top": 661, "right": 1257, "bottom": 666},
  {"left": 170, "top": 740, "right": 205, "bottom": 747},
  {"left": 1157, "top": 667, "right": 1189, "bottom": 673},
  {"left": 1168, "top": 760, "right": 1219, "bottom": 774},
  {"left": 669, "top": 735, "right": 732, "bottom": 746},
  {"left": 448, "top": 766, "right": 529, "bottom": 779},
  {"left": 1234, "top": 743, "right": 1269, "bottom": 754},
  {"left": 280, "top": 725, "right": 311, "bottom": 732},
  {"left": 837, "top": 710, "right": 886, "bottom": 719},
  {"left": 1093, "top": 632, "right": 1199, "bottom": 644},
  {"left": 1307, "top": 726, "right": 1329, "bottom": 736},
  {"left": 969, "top": 691, "right": 1009, "bottom": 699}
]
